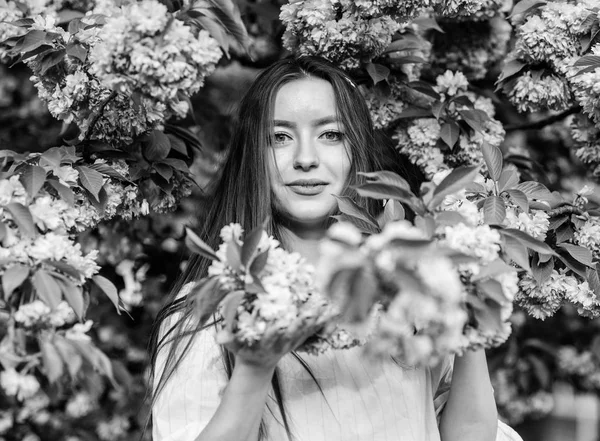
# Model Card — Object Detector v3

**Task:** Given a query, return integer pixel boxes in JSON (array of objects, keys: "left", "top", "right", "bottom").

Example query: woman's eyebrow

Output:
[{"left": 273, "top": 116, "right": 339, "bottom": 128}]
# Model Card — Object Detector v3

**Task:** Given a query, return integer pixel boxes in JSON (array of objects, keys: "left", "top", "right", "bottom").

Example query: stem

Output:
[
  {"left": 504, "top": 106, "right": 581, "bottom": 132},
  {"left": 547, "top": 206, "right": 584, "bottom": 217},
  {"left": 82, "top": 90, "right": 117, "bottom": 141}
]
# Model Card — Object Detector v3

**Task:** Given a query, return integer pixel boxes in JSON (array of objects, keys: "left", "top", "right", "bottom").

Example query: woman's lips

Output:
[{"left": 286, "top": 183, "right": 328, "bottom": 195}]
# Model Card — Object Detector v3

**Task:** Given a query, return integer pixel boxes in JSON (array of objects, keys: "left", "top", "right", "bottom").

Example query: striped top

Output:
[{"left": 152, "top": 287, "right": 523, "bottom": 441}]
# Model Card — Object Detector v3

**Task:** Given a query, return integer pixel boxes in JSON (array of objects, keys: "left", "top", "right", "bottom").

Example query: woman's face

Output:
[{"left": 268, "top": 77, "right": 352, "bottom": 230}]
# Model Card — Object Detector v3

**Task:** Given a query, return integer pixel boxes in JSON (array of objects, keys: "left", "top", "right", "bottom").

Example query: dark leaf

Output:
[
  {"left": 19, "top": 165, "right": 46, "bottom": 198},
  {"left": 482, "top": 142, "right": 503, "bottom": 181},
  {"left": 429, "top": 165, "right": 480, "bottom": 209},
  {"left": 5, "top": 202, "right": 36, "bottom": 238},
  {"left": 184, "top": 227, "right": 219, "bottom": 260},
  {"left": 2, "top": 264, "right": 30, "bottom": 300},
  {"left": 92, "top": 275, "right": 120, "bottom": 313},
  {"left": 145, "top": 130, "right": 171, "bottom": 161},
  {"left": 32, "top": 269, "right": 62, "bottom": 309},
  {"left": 188, "top": 277, "right": 227, "bottom": 326},
  {"left": 557, "top": 243, "right": 594, "bottom": 267},
  {"left": 483, "top": 196, "right": 506, "bottom": 225},
  {"left": 365, "top": 63, "right": 390, "bottom": 85},
  {"left": 501, "top": 229, "right": 557, "bottom": 255},
  {"left": 76, "top": 165, "right": 104, "bottom": 202},
  {"left": 505, "top": 189, "right": 529, "bottom": 212},
  {"left": 503, "top": 235, "right": 531, "bottom": 273},
  {"left": 440, "top": 121, "right": 460, "bottom": 149},
  {"left": 532, "top": 254, "right": 553, "bottom": 285}
]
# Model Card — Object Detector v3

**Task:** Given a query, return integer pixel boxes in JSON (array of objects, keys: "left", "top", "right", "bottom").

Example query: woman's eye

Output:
[
  {"left": 274, "top": 133, "right": 290, "bottom": 144},
  {"left": 321, "top": 131, "right": 342, "bottom": 142}
]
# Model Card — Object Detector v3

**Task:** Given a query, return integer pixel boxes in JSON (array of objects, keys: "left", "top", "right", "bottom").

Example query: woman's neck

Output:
[{"left": 279, "top": 224, "right": 326, "bottom": 264}]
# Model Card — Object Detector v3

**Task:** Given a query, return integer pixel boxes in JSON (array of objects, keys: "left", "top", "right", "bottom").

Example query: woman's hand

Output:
[{"left": 220, "top": 315, "right": 324, "bottom": 370}]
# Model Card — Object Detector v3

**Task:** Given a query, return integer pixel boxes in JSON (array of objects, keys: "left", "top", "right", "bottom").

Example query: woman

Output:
[{"left": 150, "top": 56, "right": 522, "bottom": 441}]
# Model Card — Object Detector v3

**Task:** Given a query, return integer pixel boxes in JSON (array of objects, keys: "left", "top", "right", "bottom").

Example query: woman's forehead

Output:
[{"left": 273, "top": 77, "right": 339, "bottom": 123}]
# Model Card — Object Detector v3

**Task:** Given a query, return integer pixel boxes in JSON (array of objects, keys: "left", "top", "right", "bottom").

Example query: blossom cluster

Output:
[
  {"left": 280, "top": 0, "right": 429, "bottom": 70},
  {"left": 394, "top": 71, "right": 505, "bottom": 178},
  {"left": 89, "top": 0, "right": 222, "bottom": 122},
  {"left": 318, "top": 221, "right": 469, "bottom": 366},
  {"left": 503, "top": 0, "right": 596, "bottom": 114},
  {"left": 433, "top": 0, "right": 509, "bottom": 21},
  {"left": 205, "top": 223, "right": 351, "bottom": 354}
]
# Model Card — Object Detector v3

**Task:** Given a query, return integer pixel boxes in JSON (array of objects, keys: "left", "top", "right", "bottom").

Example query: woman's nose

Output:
[{"left": 293, "top": 136, "right": 319, "bottom": 171}]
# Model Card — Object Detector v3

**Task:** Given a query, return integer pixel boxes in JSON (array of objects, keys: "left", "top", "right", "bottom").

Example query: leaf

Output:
[
  {"left": 5, "top": 203, "right": 36, "bottom": 238},
  {"left": 405, "top": 81, "right": 441, "bottom": 100},
  {"left": 527, "top": 354, "right": 551, "bottom": 389},
  {"left": 498, "top": 169, "right": 520, "bottom": 193},
  {"left": 40, "top": 338, "right": 64, "bottom": 383},
  {"left": 472, "top": 259, "right": 517, "bottom": 281},
  {"left": 505, "top": 189, "right": 529, "bottom": 212},
  {"left": 503, "top": 235, "right": 531, "bottom": 272},
  {"left": 53, "top": 336, "right": 82, "bottom": 379},
  {"left": 500, "top": 229, "right": 557, "bottom": 255},
  {"left": 52, "top": 272, "right": 84, "bottom": 319},
  {"left": 241, "top": 221, "right": 267, "bottom": 267},
  {"left": 556, "top": 249, "right": 587, "bottom": 278},
  {"left": 555, "top": 223, "right": 575, "bottom": 244},
  {"left": 145, "top": 130, "right": 171, "bottom": 161},
  {"left": 154, "top": 163, "right": 173, "bottom": 182},
  {"left": 355, "top": 182, "right": 425, "bottom": 215},
  {"left": 476, "top": 279, "right": 507, "bottom": 305},
  {"left": 482, "top": 142, "right": 503, "bottom": 181},
  {"left": 483, "top": 196, "right": 506, "bottom": 225},
  {"left": 557, "top": 243, "right": 594, "bottom": 267},
  {"left": 440, "top": 121, "right": 460, "bottom": 149},
  {"left": 226, "top": 238, "right": 242, "bottom": 271},
  {"left": 431, "top": 101, "right": 446, "bottom": 120},
  {"left": 384, "top": 39, "right": 425, "bottom": 53},
  {"left": 76, "top": 165, "right": 104, "bottom": 202},
  {"left": 434, "top": 210, "right": 468, "bottom": 226},
  {"left": 32, "top": 269, "right": 62, "bottom": 309},
  {"left": 167, "top": 134, "right": 187, "bottom": 155},
  {"left": 65, "top": 43, "right": 87, "bottom": 62},
  {"left": 334, "top": 196, "right": 380, "bottom": 233},
  {"left": 204, "top": 0, "right": 249, "bottom": 50},
  {"left": 19, "top": 30, "right": 49, "bottom": 53},
  {"left": 70, "top": 340, "right": 117, "bottom": 386},
  {"left": 365, "top": 63, "right": 390, "bottom": 85},
  {"left": 19, "top": 165, "right": 46, "bottom": 198},
  {"left": 331, "top": 213, "right": 380, "bottom": 235},
  {"left": 249, "top": 249, "right": 269, "bottom": 275},
  {"left": 38, "top": 49, "right": 66, "bottom": 75},
  {"left": 47, "top": 179, "right": 75, "bottom": 206},
  {"left": 586, "top": 268, "right": 600, "bottom": 297},
  {"left": 220, "top": 290, "right": 245, "bottom": 332},
  {"left": 548, "top": 215, "right": 568, "bottom": 230},
  {"left": 188, "top": 277, "right": 227, "bottom": 326},
  {"left": 2, "top": 264, "right": 30, "bottom": 300},
  {"left": 327, "top": 267, "right": 379, "bottom": 323},
  {"left": 573, "top": 55, "right": 600, "bottom": 76},
  {"left": 467, "top": 294, "right": 505, "bottom": 335},
  {"left": 509, "top": 0, "right": 547, "bottom": 18},
  {"left": 515, "top": 181, "right": 553, "bottom": 200},
  {"left": 358, "top": 170, "right": 412, "bottom": 189},
  {"left": 429, "top": 165, "right": 480, "bottom": 209},
  {"left": 379, "top": 199, "right": 405, "bottom": 227},
  {"left": 92, "top": 275, "right": 120, "bottom": 313},
  {"left": 458, "top": 109, "right": 490, "bottom": 134},
  {"left": 87, "top": 163, "right": 132, "bottom": 183},
  {"left": 532, "top": 254, "right": 553, "bottom": 285},
  {"left": 184, "top": 227, "right": 219, "bottom": 260},
  {"left": 43, "top": 259, "right": 81, "bottom": 280}
]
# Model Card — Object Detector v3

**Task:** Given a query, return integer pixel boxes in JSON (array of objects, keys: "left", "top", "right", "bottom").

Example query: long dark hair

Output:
[{"left": 148, "top": 55, "right": 416, "bottom": 440}]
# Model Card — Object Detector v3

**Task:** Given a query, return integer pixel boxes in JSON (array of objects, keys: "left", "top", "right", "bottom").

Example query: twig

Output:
[
  {"left": 83, "top": 90, "right": 117, "bottom": 140},
  {"left": 504, "top": 106, "right": 581, "bottom": 132},
  {"left": 547, "top": 205, "right": 584, "bottom": 217}
]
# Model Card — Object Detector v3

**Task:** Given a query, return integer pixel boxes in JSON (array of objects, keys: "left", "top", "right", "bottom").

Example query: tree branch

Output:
[
  {"left": 547, "top": 205, "right": 584, "bottom": 217},
  {"left": 504, "top": 106, "right": 581, "bottom": 132},
  {"left": 83, "top": 90, "right": 118, "bottom": 140}
]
